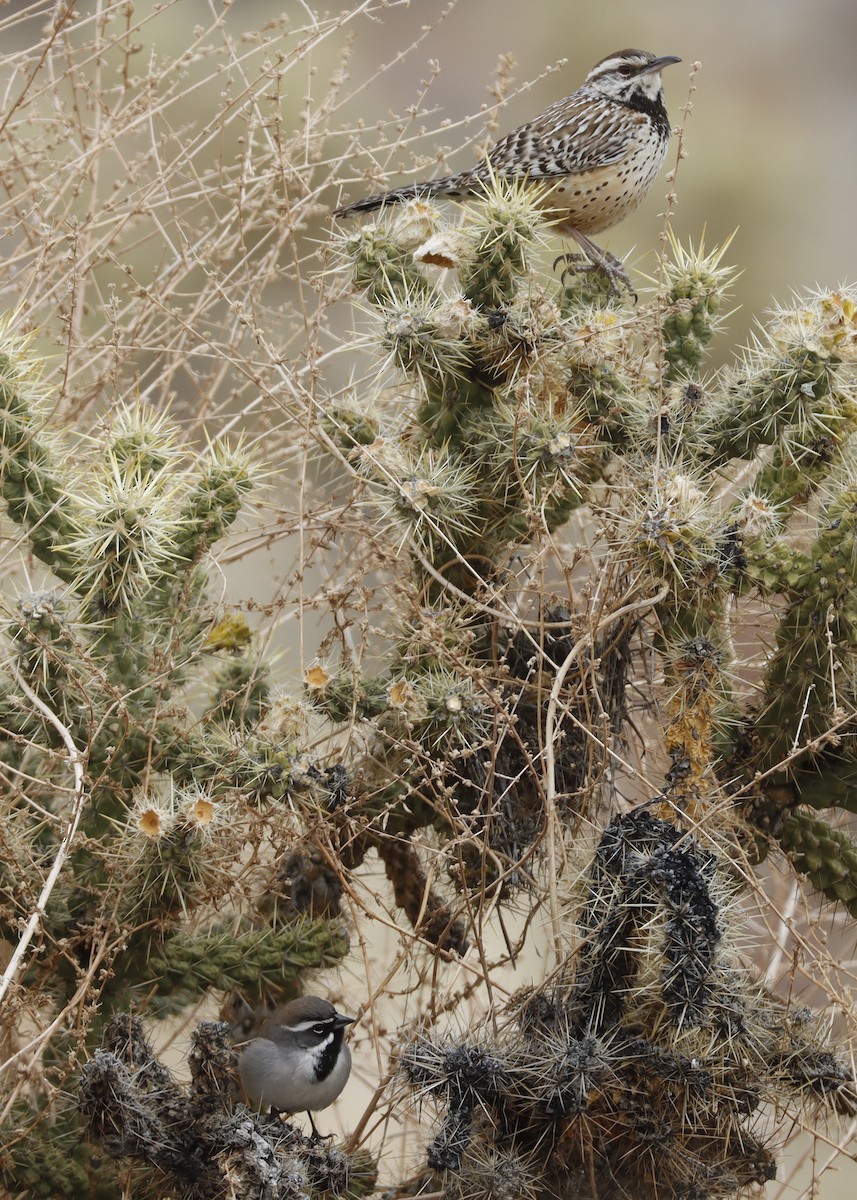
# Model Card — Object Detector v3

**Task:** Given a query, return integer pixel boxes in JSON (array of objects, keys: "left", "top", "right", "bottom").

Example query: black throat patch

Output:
[
  {"left": 624, "top": 89, "right": 671, "bottom": 140},
  {"left": 315, "top": 1025, "right": 345, "bottom": 1081}
]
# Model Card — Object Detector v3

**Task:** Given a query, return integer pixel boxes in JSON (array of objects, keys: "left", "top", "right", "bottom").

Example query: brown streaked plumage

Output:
[{"left": 334, "top": 49, "right": 681, "bottom": 290}]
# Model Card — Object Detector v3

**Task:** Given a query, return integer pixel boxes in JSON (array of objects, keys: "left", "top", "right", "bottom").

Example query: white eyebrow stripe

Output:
[{"left": 286, "top": 1018, "right": 333, "bottom": 1033}]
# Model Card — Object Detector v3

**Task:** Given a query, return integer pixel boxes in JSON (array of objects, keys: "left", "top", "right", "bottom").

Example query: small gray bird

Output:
[{"left": 238, "top": 995, "right": 355, "bottom": 1136}]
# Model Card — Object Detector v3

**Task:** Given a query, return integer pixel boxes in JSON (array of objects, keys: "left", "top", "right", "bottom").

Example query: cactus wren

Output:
[{"left": 334, "top": 49, "right": 681, "bottom": 291}]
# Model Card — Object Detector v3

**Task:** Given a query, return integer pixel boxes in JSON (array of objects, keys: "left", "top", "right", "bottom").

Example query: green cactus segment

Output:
[
  {"left": 7, "top": 590, "right": 81, "bottom": 716},
  {"left": 703, "top": 349, "right": 830, "bottom": 462},
  {"left": 616, "top": 465, "right": 729, "bottom": 645},
  {"left": 459, "top": 180, "right": 542, "bottom": 311},
  {"left": 207, "top": 655, "right": 270, "bottom": 730},
  {"left": 381, "top": 296, "right": 476, "bottom": 391},
  {"left": 695, "top": 344, "right": 857, "bottom": 505},
  {"left": 345, "top": 221, "right": 434, "bottom": 307},
  {"left": 732, "top": 534, "right": 810, "bottom": 598},
  {"left": 66, "top": 459, "right": 187, "bottom": 610},
  {"left": 139, "top": 921, "right": 349, "bottom": 1009},
  {"left": 754, "top": 427, "right": 854, "bottom": 510},
  {"left": 118, "top": 827, "right": 215, "bottom": 926},
  {"left": 570, "top": 363, "right": 634, "bottom": 446},
  {"left": 780, "top": 808, "right": 857, "bottom": 915},
  {"left": 306, "top": 664, "right": 392, "bottom": 724},
  {"left": 323, "top": 405, "right": 382, "bottom": 455},
  {"left": 0, "top": 1104, "right": 124, "bottom": 1200},
  {"left": 106, "top": 403, "right": 182, "bottom": 475},
  {"left": 0, "top": 353, "right": 83, "bottom": 582},
  {"left": 661, "top": 234, "right": 736, "bottom": 381},
  {"left": 790, "top": 753, "right": 857, "bottom": 815},
  {"left": 753, "top": 487, "right": 857, "bottom": 767},
  {"left": 173, "top": 445, "right": 254, "bottom": 566},
  {"left": 468, "top": 394, "right": 607, "bottom": 531}
]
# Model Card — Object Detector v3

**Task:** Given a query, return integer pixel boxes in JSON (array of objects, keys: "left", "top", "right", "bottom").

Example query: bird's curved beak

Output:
[
  {"left": 334, "top": 1014, "right": 356, "bottom": 1029},
  {"left": 641, "top": 55, "right": 682, "bottom": 75}
]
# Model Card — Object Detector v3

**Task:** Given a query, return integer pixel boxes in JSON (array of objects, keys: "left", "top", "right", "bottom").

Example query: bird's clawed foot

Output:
[
  {"left": 553, "top": 251, "right": 591, "bottom": 284},
  {"left": 553, "top": 245, "right": 636, "bottom": 300}
]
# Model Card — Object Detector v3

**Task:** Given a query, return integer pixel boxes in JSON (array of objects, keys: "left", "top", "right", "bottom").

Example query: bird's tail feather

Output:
[{"left": 333, "top": 172, "right": 475, "bottom": 218}]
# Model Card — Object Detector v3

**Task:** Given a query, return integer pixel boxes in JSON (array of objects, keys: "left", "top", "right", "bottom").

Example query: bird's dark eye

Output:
[
  {"left": 618, "top": 64, "right": 634, "bottom": 77},
  {"left": 312, "top": 1024, "right": 327, "bottom": 1036}
]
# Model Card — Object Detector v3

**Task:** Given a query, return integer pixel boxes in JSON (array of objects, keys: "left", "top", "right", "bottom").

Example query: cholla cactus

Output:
[
  {"left": 661, "top": 231, "right": 734, "bottom": 379},
  {"left": 4, "top": 169, "right": 857, "bottom": 1200},
  {"left": 328, "top": 181, "right": 857, "bottom": 911},
  {"left": 0, "top": 341, "right": 356, "bottom": 1196},
  {"left": 400, "top": 815, "right": 856, "bottom": 1200},
  {"left": 319, "top": 179, "right": 857, "bottom": 1197}
]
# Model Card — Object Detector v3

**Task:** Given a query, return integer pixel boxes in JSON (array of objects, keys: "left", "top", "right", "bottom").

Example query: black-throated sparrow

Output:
[{"left": 238, "top": 995, "right": 355, "bottom": 1136}]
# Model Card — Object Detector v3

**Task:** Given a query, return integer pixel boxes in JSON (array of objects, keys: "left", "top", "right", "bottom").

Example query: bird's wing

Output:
[{"left": 486, "top": 92, "right": 642, "bottom": 179}]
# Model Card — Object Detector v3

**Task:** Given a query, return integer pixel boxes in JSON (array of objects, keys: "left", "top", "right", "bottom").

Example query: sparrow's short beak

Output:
[{"left": 334, "top": 1014, "right": 356, "bottom": 1029}]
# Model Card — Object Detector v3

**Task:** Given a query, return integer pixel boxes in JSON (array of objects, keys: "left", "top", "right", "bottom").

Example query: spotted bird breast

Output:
[{"left": 547, "top": 122, "right": 671, "bottom": 236}]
